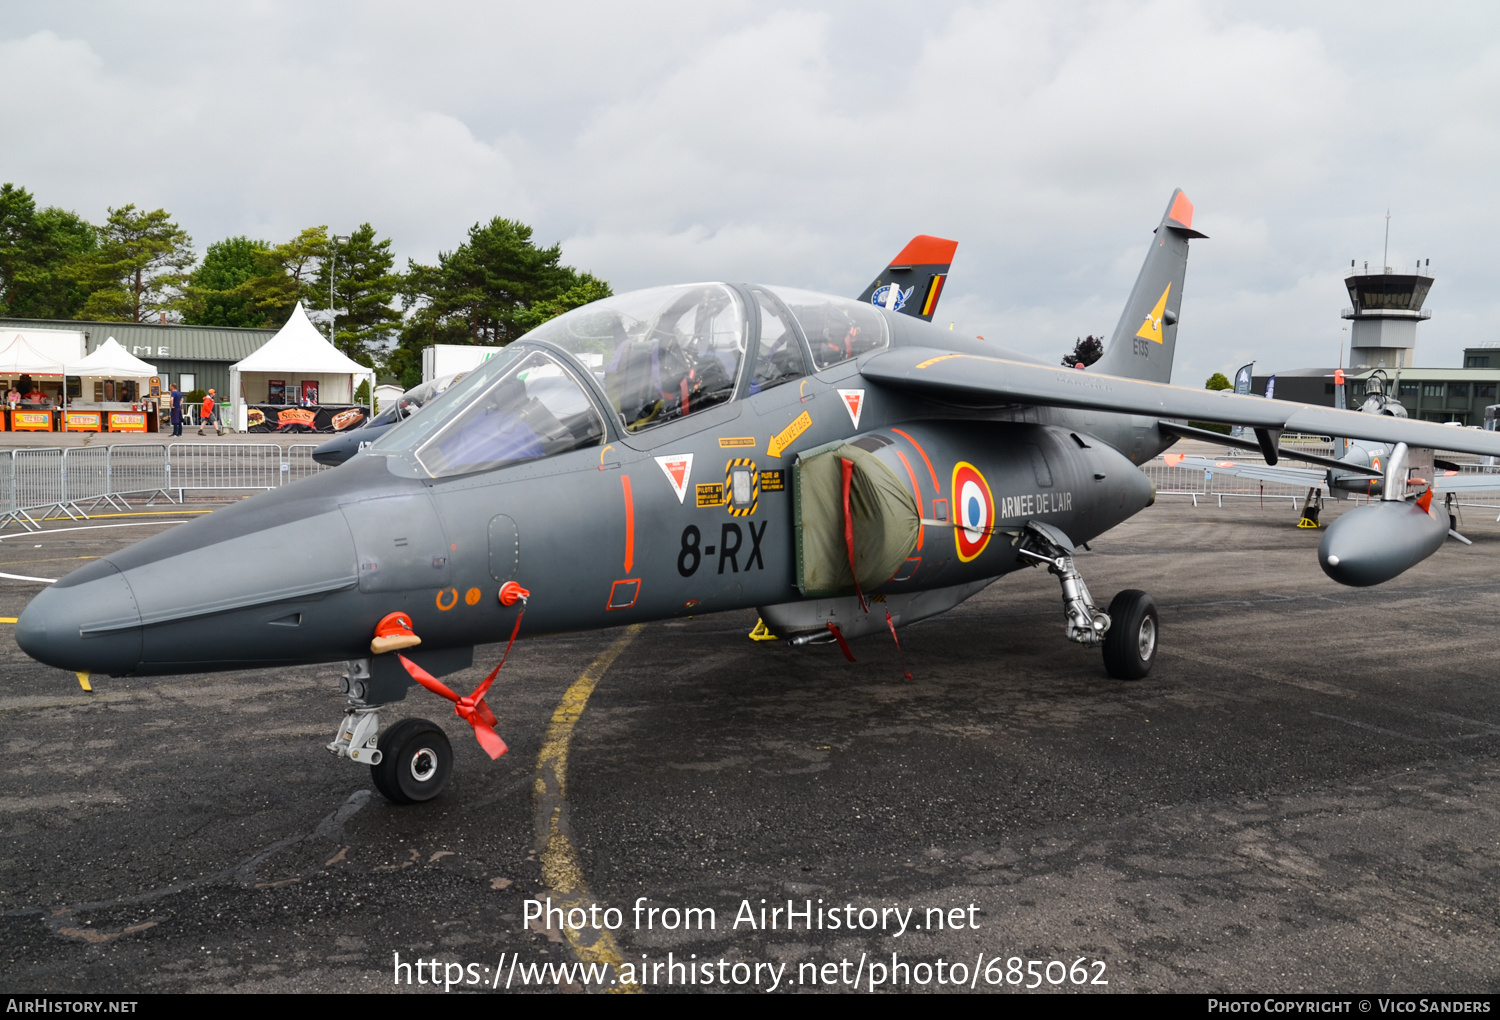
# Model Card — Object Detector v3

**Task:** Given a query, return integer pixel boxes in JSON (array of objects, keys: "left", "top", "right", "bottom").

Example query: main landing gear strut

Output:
[{"left": 1015, "top": 520, "right": 1158, "bottom": 680}]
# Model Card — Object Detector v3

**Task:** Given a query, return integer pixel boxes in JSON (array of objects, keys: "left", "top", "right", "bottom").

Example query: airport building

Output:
[{"left": 1251, "top": 262, "right": 1500, "bottom": 425}]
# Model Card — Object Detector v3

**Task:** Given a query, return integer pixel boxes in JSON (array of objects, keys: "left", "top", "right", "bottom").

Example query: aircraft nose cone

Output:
[{"left": 16, "top": 559, "right": 142, "bottom": 674}]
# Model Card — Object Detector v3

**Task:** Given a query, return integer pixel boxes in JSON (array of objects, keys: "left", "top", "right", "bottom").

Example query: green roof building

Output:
[{"left": 0, "top": 317, "right": 275, "bottom": 396}]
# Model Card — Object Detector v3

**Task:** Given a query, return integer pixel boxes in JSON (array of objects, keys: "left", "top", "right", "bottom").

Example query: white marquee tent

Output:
[
  {"left": 228, "top": 303, "right": 375, "bottom": 427},
  {"left": 0, "top": 335, "right": 67, "bottom": 377},
  {"left": 64, "top": 336, "right": 158, "bottom": 379},
  {"left": 63, "top": 337, "right": 158, "bottom": 410}
]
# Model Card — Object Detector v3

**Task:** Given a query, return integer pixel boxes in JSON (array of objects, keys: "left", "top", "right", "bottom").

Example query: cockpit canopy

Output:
[
  {"left": 372, "top": 283, "right": 890, "bottom": 479},
  {"left": 535, "top": 283, "right": 747, "bottom": 432}
]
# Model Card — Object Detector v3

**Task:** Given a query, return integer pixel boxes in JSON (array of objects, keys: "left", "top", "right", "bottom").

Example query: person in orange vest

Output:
[{"left": 198, "top": 388, "right": 217, "bottom": 435}]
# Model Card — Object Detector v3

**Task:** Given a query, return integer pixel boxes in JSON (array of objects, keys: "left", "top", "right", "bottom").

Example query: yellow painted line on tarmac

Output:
[
  {"left": 534, "top": 624, "right": 644, "bottom": 993},
  {"left": 0, "top": 617, "right": 15, "bottom": 623},
  {"left": 37, "top": 510, "right": 214, "bottom": 521}
]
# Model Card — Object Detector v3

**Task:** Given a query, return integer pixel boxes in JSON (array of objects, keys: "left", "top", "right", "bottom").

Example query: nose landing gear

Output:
[
  {"left": 370, "top": 718, "right": 454, "bottom": 804},
  {"left": 327, "top": 660, "right": 456, "bottom": 804}
]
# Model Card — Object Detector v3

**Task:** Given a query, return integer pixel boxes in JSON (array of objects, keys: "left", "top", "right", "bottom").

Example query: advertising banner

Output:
[
  {"left": 12, "top": 410, "right": 54, "bottom": 432},
  {"left": 107, "top": 411, "right": 148, "bottom": 433},
  {"left": 245, "top": 404, "right": 368, "bottom": 434},
  {"left": 1229, "top": 362, "right": 1254, "bottom": 440}
]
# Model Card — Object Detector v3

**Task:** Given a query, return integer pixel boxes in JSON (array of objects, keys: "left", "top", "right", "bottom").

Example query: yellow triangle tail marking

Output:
[{"left": 1135, "top": 283, "right": 1171, "bottom": 343}]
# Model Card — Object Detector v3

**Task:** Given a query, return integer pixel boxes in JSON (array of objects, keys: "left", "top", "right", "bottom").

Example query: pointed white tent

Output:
[
  {"left": 64, "top": 337, "right": 157, "bottom": 378},
  {"left": 228, "top": 303, "right": 375, "bottom": 422}
]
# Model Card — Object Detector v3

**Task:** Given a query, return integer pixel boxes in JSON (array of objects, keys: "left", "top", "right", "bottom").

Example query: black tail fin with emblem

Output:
[
  {"left": 856, "top": 235, "right": 958, "bottom": 322},
  {"left": 1089, "top": 190, "right": 1206, "bottom": 385}
]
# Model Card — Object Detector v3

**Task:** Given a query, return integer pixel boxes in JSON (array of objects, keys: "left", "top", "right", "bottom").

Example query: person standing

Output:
[{"left": 170, "top": 384, "right": 183, "bottom": 437}]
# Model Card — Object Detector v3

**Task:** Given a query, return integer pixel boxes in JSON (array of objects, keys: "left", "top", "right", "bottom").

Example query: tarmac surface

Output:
[{"left": 0, "top": 490, "right": 1497, "bottom": 994}]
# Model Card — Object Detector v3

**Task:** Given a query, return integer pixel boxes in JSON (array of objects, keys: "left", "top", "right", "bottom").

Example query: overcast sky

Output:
[{"left": 2, "top": 1, "right": 1497, "bottom": 385}]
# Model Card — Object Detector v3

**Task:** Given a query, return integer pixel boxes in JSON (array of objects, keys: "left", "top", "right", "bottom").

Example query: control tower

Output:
[{"left": 1341, "top": 260, "right": 1433, "bottom": 370}]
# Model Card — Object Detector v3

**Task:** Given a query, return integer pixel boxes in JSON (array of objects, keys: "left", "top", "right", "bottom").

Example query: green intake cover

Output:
[{"left": 794, "top": 442, "right": 920, "bottom": 597}]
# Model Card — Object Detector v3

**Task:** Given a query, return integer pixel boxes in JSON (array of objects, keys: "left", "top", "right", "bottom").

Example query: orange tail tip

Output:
[
  {"left": 890, "top": 234, "right": 958, "bottom": 268},
  {"left": 1168, "top": 191, "right": 1194, "bottom": 229},
  {"left": 371, "top": 611, "right": 421, "bottom": 655}
]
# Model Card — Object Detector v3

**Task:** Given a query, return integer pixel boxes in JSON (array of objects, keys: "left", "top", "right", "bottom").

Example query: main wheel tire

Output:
[
  {"left": 1102, "top": 590, "right": 1158, "bottom": 681},
  {"left": 370, "top": 718, "right": 453, "bottom": 805}
]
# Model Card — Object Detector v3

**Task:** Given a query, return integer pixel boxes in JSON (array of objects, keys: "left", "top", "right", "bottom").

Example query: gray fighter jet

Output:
[{"left": 21, "top": 191, "right": 1500, "bottom": 804}]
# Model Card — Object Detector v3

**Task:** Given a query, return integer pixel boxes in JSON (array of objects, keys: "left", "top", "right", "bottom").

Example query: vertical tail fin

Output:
[
  {"left": 1090, "top": 190, "right": 1205, "bottom": 384},
  {"left": 857, "top": 235, "right": 958, "bottom": 322}
]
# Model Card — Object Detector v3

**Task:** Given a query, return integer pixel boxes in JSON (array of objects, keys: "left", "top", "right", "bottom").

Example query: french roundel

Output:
[{"left": 951, "top": 462, "right": 994, "bottom": 562}]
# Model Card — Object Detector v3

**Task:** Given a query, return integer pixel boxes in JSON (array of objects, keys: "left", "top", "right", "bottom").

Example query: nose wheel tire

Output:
[
  {"left": 371, "top": 718, "right": 453, "bottom": 804},
  {"left": 1102, "top": 590, "right": 1158, "bottom": 681}
]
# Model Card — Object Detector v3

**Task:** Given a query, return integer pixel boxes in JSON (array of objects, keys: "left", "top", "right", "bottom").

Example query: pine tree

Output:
[
  {"left": 245, "top": 227, "right": 330, "bottom": 325},
  {"left": 310, "top": 223, "right": 402, "bottom": 366},
  {"left": 74, "top": 205, "right": 195, "bottom": 322},
  {"left": 392, "top": 217, "right": 609, "bottom": 387}
]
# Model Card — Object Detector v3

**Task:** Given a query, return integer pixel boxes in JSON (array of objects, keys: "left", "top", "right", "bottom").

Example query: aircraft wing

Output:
[
  {"left": 1431, "top": 470, "right": 1500, "bottom": 493},
  {"left": 1162, "top": 456, "right": 1500, "bottom": 497},
  {"left": 863, "top": 347, "right": 1500, "bottom": 459},
  {"left": 1165, "top": 455, "right": 1326, "bottom": 488}
]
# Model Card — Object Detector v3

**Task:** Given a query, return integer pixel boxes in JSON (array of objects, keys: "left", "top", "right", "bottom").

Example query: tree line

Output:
[{"left": 0, "top": 183, "right": 610, "bottom": 388}]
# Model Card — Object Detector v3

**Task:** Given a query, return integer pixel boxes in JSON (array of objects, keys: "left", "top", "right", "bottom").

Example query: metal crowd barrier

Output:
[
  {"left": 0, "top": 443, "right": 332, "bottom": 532},
  {"left": 167, "top": 442, "right": 284, "bottom": 494},
  {"left": 14, "top": 448, "right": 70, "bottom": 524},
  {"left": 109, "top": 444, "right": 171, "bottom": 501},
  {"left": 284, "top": 444, "right": 327, "bottom": 485},
  {"left": 1142, "top": 454, "right": 1500, "bottom": 513}
]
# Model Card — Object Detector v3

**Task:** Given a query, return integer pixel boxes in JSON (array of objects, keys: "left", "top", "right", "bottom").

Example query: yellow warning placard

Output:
[
  {"left": 718, "top": 436, "right": 756, "bottom": 448},
  {"left": 766, "top": 410, "right": 812, "bottom": 458}
]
